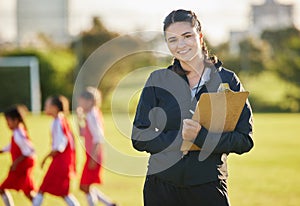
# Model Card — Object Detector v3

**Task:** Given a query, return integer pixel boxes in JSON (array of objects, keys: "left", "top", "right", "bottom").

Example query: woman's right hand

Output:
[{"left": 182, "top": 119, "right": 202, "bottom": 141}]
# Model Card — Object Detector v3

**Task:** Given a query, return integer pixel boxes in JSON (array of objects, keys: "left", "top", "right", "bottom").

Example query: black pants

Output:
[{"left": 143, "top": 175, "right": 230, "bottom": 206}]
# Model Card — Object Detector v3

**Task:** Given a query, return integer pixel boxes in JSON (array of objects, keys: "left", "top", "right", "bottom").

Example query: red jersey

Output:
[
  {"left": 79, "top": 107, "right": 104, "bottom": 185},
  {"left": 39, "top": 115, "right": 76, "bottom": 196},
  {"left": 0, "top": 127, "right": 36, "bottom": 195}
]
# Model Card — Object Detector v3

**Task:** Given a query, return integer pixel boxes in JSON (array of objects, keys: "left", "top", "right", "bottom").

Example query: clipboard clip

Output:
[{"left": 217, "top": 83, "right": 231, "bottom": 93}]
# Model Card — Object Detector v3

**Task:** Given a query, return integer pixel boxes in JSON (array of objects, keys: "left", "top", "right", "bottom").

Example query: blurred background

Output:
[
  {"left": 0, "top": 0, "right": 300, "bottom": 206},
  {"left": 0, "top": 0, "right": 299, "bottom": 113}
]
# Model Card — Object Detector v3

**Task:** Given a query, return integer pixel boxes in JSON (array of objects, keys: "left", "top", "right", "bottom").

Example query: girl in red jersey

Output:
[
  {"left": 0, "top": 105, "right": 36, "bottom": 206},
  {"left": 77, "top": 87, "right": 116, "bottom": 206},
  {"left": 32, "top": 95, "right": 79, "bottom": 206}
]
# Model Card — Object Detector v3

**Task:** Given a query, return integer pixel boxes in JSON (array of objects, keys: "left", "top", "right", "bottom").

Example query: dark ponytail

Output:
[
  {"left": 4, "top": 105, "right": 28, "bottom": 130},
  {"left": 48, "top": 95, "right": 70, "bottom": 114}
]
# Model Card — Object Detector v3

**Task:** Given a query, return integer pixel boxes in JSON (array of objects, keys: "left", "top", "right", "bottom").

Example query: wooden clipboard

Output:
[{"left": 181, "top": 88, "right": 249, "bottom": 152}]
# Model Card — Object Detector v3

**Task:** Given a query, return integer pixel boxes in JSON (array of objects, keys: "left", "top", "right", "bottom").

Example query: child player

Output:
[
  {"left": 0, "top": 105, "right": 36, "bottom": 206},
  {"left": 33, "top": 95, "right": 79, "bottom": 206},
  {"left": 77, "top": 87, "right": 116, "bottom": 206}
]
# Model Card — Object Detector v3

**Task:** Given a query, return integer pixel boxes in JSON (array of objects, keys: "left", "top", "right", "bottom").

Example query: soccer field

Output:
[{"left": 0, "top": 113, "right": 299, "bottom": 206}]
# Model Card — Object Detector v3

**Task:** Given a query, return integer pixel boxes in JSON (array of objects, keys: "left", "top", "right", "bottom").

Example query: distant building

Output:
[
  {"left": 250, "top": 0, "right": 294, "bottom": 35},
  {"left": 16, "top": 0, "right": 70, "bottom": 45},
  {"left": 230, "top": 0, "right": 294, "bottom": 54},
  {"left": 229, "top": 30, "right": 250, "bottom": 54}
]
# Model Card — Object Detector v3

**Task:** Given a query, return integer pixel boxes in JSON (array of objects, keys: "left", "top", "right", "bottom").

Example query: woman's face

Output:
[{"left": 165, "top": 22, "right": 203, "bottom": 63}]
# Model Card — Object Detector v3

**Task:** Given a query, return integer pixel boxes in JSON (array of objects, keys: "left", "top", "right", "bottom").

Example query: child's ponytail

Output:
[{"left": 4, "top": 105, "right": 28, "bottom": 130}]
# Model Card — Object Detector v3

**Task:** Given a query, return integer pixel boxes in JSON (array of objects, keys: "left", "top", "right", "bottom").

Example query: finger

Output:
[
  {"left": 183, "top": 120, "right": 198, "bottom": 128},
  {"left": 182, "top": 124, "right": 193, "bottom": 133},
  {"left": 182, "top": 127, "right": 196, "bottom": 136},
  {"left": 184, "top": 119, "right": 200, "bottom": 127},
  {"left": 183, "top": 123, "right": 200, "bottom": 132},
  {"left": 183, "top": 119, "right": 195, "bottom": 127},
  {"left": 182, "top": 131, "right": 197, "bottom": 139},
  {"left": 185, "top": 122, "right": 201, "bottom": 132},
  {"left": 182, "top": 127, "right": 200, "bottom": 139}
]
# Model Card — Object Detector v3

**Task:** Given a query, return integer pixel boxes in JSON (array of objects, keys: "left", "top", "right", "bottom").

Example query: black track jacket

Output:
[{"left": 131, "top": 61, "right": 254, "bottom": 186}]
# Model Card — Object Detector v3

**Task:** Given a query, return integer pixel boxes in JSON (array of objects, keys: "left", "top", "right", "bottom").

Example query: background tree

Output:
[
  {"left": 262, "top": 27, "right": 300, "bottom": 111},
  {"left": 70, "top": 17, "right": 119, "bottom": 71},
  {"left": 262, "top": 27, "right": 300, "bottom": 84},
  {"left": 238, "top": 38, "right": 270, "bottom": 76},
  {"left": 0, "top": 48, "right": 76, "bottom": 112},
  {"left": 70, "top": 17, "right": 163, "bottom": 111}
]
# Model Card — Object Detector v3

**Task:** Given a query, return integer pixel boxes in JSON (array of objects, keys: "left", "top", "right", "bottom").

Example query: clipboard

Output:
[{"left": 180, "top": 86, "right": 249, "bottom": 152}]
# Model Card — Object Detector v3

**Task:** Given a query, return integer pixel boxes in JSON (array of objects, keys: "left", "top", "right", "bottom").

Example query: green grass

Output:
[
  {"left": 241, "top": 71, "right": 300, "bottom": 112},
  {"left": 0, "top": 113, "right": 300, "bottom": 206},
  {"left": 228, "top": 113, "right": 300, "bottom": 206}
]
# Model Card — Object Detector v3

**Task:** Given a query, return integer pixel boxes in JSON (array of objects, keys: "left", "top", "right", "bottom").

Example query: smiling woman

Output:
[
  {"left": 131, "top": 9, "right": 254, "bottom": 206},
  {"left": 165, "top": 22, "right": 202, "bottom": 64}
]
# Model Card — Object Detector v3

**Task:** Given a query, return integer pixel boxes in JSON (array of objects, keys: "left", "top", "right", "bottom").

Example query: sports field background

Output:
[{"left": 0, "top": 113, "right": 300, "bottom": 206}]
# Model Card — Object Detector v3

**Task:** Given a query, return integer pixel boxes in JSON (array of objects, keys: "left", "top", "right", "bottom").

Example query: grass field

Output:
[{"left": 0, "top": 113, "right": 300, "bottom": 206}]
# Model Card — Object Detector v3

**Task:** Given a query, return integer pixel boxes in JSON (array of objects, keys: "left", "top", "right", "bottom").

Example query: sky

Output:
[{"left": 0, "top": 0, "right": 299, "bottom": 45}]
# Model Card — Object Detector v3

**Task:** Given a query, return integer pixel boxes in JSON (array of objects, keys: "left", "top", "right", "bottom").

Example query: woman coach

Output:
[{"left": 131, "top": 9, "right": 254, "bottom": 206}]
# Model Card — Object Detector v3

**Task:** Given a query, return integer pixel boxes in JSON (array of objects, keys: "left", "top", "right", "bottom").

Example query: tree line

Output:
[{"left": 0, "top": 17, "right": 299, "bottom": 112}]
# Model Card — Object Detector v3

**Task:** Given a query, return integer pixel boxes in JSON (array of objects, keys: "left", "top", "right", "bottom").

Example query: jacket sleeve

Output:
[
  {"left": 131, "top": 74, "right": 181, "bottom": 154},
  {"left": 193, "top": 72, "right": 254, "bottom": 155}
]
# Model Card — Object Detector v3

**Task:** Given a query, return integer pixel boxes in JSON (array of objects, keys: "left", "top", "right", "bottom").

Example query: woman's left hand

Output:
[{"left": 182, "top": 119, "right": 201, "bottom": 141}]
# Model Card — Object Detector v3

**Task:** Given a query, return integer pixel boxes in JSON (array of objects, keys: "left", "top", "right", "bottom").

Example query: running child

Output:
[
  {"left": 77, "top": 87, "right": 116, "bottom": 206},
  {"left": 32, "top": 95, "right": 79, "bottom": 206},
  {"left": 0, "top": 105, "right": 36, "bottom": 206}
]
